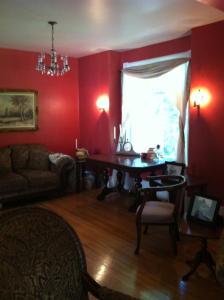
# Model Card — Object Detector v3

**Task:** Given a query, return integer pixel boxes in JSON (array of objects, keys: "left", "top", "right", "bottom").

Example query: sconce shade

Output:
[
  {"left": 193, "top": 89, "right": 203, "bottom": 107},
  {"left": 96, "top": 94, "right": 109, "bottom": 111},
  {"left": 191, "top": 87, "right": 211, "bottom": 109}
]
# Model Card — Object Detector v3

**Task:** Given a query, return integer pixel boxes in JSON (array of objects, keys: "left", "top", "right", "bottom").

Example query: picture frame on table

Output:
[
  {"left": 187, "top": 194, "right": 220, "bottom": 227},
  {"left": 0, "top": 89, "right": 38, "bottom": 132}
]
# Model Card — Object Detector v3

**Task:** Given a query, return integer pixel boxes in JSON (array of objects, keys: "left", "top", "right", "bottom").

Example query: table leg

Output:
[
  {"left": 76, "top": 161, "right": 86, "bottom": 193},
  {"left": 117, "top": 170, "right": 123, "bottom": 192},
  {"left": 97, "top": 168, "right": 113, "bottom": 201},
  {"left": 129, "top": 175, "right": 142, "bottom": 212},
  {"left": 182, "top": 238, "right": 217, "bottom": 282}
]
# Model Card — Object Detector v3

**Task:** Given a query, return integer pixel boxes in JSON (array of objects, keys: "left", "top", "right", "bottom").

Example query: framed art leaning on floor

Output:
[
  {"left": 187, "top": 194, "right": 220, "bottom": 226},
  {"left": 0, "top": 90, "right": 38, "bottom": 131}
]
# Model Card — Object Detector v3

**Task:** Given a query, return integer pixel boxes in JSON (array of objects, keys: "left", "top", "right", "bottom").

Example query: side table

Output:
[
  {"left": 75, "top": 159, "right": 86, "bottom": 193},
  {"left": 179, "top": 220, "right": 222, "bottom": 282}
]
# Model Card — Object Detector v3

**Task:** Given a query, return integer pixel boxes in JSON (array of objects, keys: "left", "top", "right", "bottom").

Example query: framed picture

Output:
[
  {"left": 166, "top": 162, "right": 185, "bottom": 176},
  {"left": 0, "top": 90, "right": 38, "bottom": 131},
  {"left": 187, "top": 194, "right": 220, "bottom": 226}
]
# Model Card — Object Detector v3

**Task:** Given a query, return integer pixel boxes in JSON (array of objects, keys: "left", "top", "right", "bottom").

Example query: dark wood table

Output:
[
  {"left": 86, "top": 154, "right": 165, "bottom": 211},
  {"left": 180, "top": 220, "right": 222, "bottom": 282}
]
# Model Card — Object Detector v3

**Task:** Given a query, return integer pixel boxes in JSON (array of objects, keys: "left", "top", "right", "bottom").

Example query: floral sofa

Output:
[{"left": 0, "top": 144, "right": 75, "bottom": 206}]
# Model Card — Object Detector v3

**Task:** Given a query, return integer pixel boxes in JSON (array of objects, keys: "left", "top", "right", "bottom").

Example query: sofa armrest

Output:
[{"left": 49, "top": 153, "right": 75, "bottom": 190}]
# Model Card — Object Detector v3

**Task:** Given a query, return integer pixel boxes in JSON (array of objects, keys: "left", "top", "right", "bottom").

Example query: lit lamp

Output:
[
  {"left": 96, "top": 95, "right": 109, "bottom": 112},
  {"left": 193, "top": 89, "right": 203, "bottom": 109}
]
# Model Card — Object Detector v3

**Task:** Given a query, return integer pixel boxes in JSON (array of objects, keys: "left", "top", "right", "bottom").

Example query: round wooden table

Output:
[{"left": 179, "top": 220, "right": 222, "bottom": 282}]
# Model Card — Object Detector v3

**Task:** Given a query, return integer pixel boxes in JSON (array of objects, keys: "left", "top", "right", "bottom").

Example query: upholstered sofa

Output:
[{"left": 0, "top": 144, "right": 75, "bottom": 206}]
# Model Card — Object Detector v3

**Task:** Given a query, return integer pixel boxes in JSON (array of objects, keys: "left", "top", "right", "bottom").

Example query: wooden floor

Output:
[{"left": 33, "top": 189, "right": 223, "bottom": 299}]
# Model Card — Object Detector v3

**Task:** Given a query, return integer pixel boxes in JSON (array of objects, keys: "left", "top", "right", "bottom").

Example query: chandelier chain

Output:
[{"left": 51, "top": 23, "right": 54, "bottom": 50}]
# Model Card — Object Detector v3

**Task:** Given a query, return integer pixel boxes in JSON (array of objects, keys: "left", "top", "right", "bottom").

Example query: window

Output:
[{"left": 121, "top": 60, "right": 190, "bottom": 163}]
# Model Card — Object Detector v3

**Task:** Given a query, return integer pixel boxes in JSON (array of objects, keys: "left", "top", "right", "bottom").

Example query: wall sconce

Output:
[
  {"left": 96, "top": 94, "right": 109, "bottom": 112},
  {"left": 191, "top": 88, "right": 211, "bottom": 110},
  {"left": 193, "top": 89, "right": 203, "bottom": 109}
]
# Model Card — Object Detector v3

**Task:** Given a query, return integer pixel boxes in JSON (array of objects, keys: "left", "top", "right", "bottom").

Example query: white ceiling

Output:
[{"left": 0, "top": 0, "right": 224, "bottom": 58}]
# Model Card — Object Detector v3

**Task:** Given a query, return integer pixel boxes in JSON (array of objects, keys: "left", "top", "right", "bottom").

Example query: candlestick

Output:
[
  {"left": 75, "top": 138, "right": 78, "bottom": 149},
  {"left": 119, "top": 124, "right": 122, "bottom": 137},
  {"left": 124, "top": 131, "right": 126, "bottom": 143},
  {"left": 113, "top": 126, "right": 116, "bottom": 141}
]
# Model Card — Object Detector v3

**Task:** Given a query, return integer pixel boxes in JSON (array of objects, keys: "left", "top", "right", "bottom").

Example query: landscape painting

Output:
[{"left": 0, "top": 90, "right": 37, "bottom": 131}]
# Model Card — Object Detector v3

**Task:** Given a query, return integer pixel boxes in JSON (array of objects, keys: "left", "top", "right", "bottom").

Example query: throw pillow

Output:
[{"left": 28, "top": 150, "right": 49, "bottom": 170}]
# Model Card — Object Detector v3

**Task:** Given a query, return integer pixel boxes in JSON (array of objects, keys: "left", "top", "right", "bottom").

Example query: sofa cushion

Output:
[
  {"left": 28, "top": 150, "right": 49, "bottom": 170},
  {"left": 18, "top": 170, "right": 60, "bottom": 189},
  {"left": 11, "top": 145, "right": 29, "bottom": 170},
  {"left": 0, "top": 172, "right": 28, "bottom": 193},
  {"left": 29, "top": 144, "right": 47, "bottom": 152},
  {"left": 0, "top": 147, "right": 12, "bottom": 174}
]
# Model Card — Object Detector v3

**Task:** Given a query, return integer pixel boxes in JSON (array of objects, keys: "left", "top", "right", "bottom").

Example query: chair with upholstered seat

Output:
[
  {"left": 135, "top": 175, "right": 186, "bottom": 256},
  {"left": 149, "top": 161, "right": 186, "bottom": 202},
  {"left": 0, "top": 206, "right": 139, "bottom": 300}
]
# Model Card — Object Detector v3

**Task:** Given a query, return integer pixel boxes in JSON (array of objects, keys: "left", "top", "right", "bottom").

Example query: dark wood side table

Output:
[
  {"left": 75, "top": 159, "right": 86, "bottom": 193},
  {"left": 179, "top": 220, "right": 222, "bottom": 282}
]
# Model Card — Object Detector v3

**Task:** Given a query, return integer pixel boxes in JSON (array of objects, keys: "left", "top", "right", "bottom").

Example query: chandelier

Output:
[{"left": 36, "top": 21, "right": 70, "bottom": 76}]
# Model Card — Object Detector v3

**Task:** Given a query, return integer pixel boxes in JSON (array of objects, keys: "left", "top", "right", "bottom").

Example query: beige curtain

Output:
[
  {"left": 122, "top": 57, "right": 189, "bottom": 79},
  {"left": 122, "top": 57, "right": 191, "bottom": 164},
  {"left": 176, "top": 62, "right": 191, "bottom": 163}
]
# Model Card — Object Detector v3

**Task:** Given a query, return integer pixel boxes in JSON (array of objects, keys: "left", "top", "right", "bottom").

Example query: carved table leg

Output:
[
  {"left": 117, "top": 170, "right": 123, "bottom": 192},
  {"left": 129, "top": 175, "right": 142, "bottom": 212},
  {"left": 97, "top": 168, "right": 112, "bottom": 201},
  {"left": 97, "top": 169, "right": 109, "bottom": 201},
  {"left": 182, "top": 238, "right": 217, "bottom": 282}
]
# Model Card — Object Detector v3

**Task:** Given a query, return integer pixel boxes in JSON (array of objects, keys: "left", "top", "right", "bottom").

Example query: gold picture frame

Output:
[{"left": 0, "top": 90, "right": 38, "bottom": 131}]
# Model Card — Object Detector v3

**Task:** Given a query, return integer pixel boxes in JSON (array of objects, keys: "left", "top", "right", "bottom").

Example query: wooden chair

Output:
[
  {"left": 135, "top": 175, "right": 186, "bottom": 256},
  {"left": 150, "top": 161, "right": 186, "bottom": 202},
  {"left": 0, "top": 206, "right": 139, "bottom": 300}
]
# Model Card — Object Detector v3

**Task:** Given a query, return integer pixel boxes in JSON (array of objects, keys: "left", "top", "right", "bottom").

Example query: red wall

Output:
[
  {"left": 79, "top": 51, "right": 121, "bottom": 154},
  {"left": 78, "top": 23, "right": 224, "bottom": 199},
  {"left": 120, "top": 36, "right": 191, "bottom": 64},
  {"left": 2, "top": 19, "right": 224, "bottom": 198},
  {"left": 0, "top": 48, "right": 79, "bottom": 155},
  {"left": 189, "top": 21, "right": 224, "bottom": 198},
  {"left": 78, "top": 37, "right": 190, "bottom": 154}
]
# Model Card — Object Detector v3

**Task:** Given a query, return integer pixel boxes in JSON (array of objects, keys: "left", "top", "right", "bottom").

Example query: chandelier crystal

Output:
[{"left": 36, "top": 21, "right": 70, "bottom": 76}]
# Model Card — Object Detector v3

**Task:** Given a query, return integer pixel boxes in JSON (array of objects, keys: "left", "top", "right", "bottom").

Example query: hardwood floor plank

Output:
[{"left": 38, "top": 189, "right": 224, "bottom": 300}]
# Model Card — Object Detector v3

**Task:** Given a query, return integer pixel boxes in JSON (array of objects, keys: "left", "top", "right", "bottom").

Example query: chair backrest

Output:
[
  {"left": 141, "top": 175, "right": 187, "bottom": 218},
  {"left": 0, "top": 206, "right": 89, "bottom": 300},
  {"left": 165, "top": 161, "right": 185, "bottom": 176}
]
